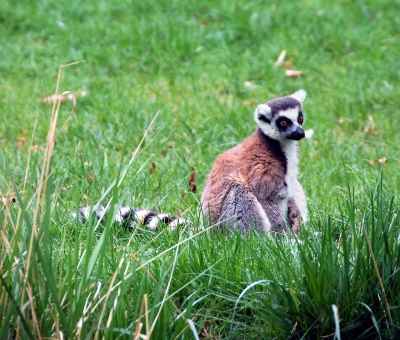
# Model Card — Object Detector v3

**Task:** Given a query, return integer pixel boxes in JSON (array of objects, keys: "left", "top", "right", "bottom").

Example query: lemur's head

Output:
[{"left": 254, "top": 89, "right": 306, "bottom": 142}]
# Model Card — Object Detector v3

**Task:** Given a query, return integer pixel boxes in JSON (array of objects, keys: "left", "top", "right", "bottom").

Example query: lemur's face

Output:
[{"left": 254, "top": 89, "right": 306, "bottom": 142}]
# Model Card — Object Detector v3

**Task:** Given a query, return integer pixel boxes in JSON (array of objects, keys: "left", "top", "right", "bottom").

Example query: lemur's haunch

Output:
[
  {"left": 74, "top": 90, "right": 308, "bottom": 234},
  {"left": 201, "top": 89, "right": 308, "bottom": 234}
]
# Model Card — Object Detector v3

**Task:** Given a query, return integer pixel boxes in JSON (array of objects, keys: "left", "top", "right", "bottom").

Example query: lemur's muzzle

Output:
[{"left": 283, "top": 126, "right": 305, "bottom": 140}]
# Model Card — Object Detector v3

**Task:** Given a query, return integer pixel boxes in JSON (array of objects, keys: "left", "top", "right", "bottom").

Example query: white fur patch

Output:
[
  {"left": 279, "top": 108, "right": 300, "bottom": 122},
  {"left": 157, "top": 213, "right": 170, "bottom": 222},
  {"left": 304, "top": 129, "right": 314, "bottom": 139},
  {"left": 254, "top": 104, "right": 272, "bottom": 123},
  {"left": 290, "top": 89, "right": 307, "bottom": 104},
  {"left": 147, "top": 216, "right": 161, "bottom": 231},
  {"left": 135, "top": 209, "right": 151, "bottom": 224},
  {"left": 257, "top": 122, "right": 281, "bottom": 140},
  {"left": 119, "top": 206, "right": 131, "bottom": 216},
  {"left": 115, "top": 206, "right": 131, "bottom": 223},
  {"left": 255, "top": 104, "right": 271, "bottom": 116},
  {"left": 281, "top": 141, "right": 299, "bottom": 199}
]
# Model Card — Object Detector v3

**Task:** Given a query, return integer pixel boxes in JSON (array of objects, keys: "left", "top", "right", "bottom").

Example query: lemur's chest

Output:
[
  {"left": 282, "top": 142, "right": 299, "bottom": 198},
  {"left": 277, "top": 142, "right": 298, "bottom": 215}
]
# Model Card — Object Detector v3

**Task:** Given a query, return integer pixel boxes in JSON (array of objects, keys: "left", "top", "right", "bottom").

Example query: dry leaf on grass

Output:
[
  {"left": 244, "top": 81, "right": 256, "bottom": 89},
  {"left": 18, "top": 137, "right": 26, "bottom": 148},
  {"left": 188, "top": 167, "right": 197, "bottom": 193},
  {"left": 39, "top": 94, "right": 68, "bottom": 105},
  {"left": 242, "top": 99, "right": 255, "bottom": 106},
  {"left": 367, "top": 158, "right": 387, "bottom": 166},
  {"left": 275, "top": 49, "right": 287, "bottom": 66},
  {"left": 149, "top": 162, "right": 158, "bottom": 174},
  {"left": 2, "top": 197, "right": 16, "bottom": 209},
  {"left": 88, "top": 173, "right": 94, "bottom": 181},
  {"left": 285, "top": 70, "right": 303, "bottom": 78},
  {"left": 363, "top": 116, "right": 379, "bottom": 135},
  {"left": 283, "top": 60, "right": 293, "bottom": 68},
  {"left": 39, "top": 89, "right": 87, "bottom": 105},
  {"left": 378, "top": 157, "right": 387, "bottom": 164}
]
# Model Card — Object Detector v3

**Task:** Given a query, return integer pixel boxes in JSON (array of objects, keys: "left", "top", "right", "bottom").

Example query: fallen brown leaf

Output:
[
  {"left": 18, "top": 137, "right": 26, "bottom": 148},
  {"left": 378, "top": 157, "right": 387, "bottom": 164},
  {"left": 149, "top": 162, "right": 158, "bottom": 174},
  {"left": 88, "top": 173, "right": 94, "bottom": 181},
  {"left": 283, "top": 60, "right": 293, "bottom": 68},
  {"left": 189, "top": 167, "right": 197, "bottom": 193}
]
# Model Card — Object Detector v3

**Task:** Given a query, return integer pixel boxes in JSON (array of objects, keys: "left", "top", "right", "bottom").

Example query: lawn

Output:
[{"left": 1, "top": 0, "right": 400, "bottom": 338}]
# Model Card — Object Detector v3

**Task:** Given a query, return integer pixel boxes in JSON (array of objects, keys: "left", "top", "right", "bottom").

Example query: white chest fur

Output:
[
  {"left": 282, "top": 141, "right": 299, "bottom": 197},
  {"left": 278, "top": 141, "right": 299, "bottom": 215}
]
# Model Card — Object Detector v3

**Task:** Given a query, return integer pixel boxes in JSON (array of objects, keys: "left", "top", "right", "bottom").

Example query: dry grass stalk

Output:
[
  {"left": 357, "top": 209, "right": 393, "bottom": 324},
  {"left": 134, "top": 294, "right": 149, "bottom": 340},
  {"left": 15, "top": 60, "right": 84, "bottom": 336},
  {"left": 94, "top": 258, "right": 126, "bottom": 340}
]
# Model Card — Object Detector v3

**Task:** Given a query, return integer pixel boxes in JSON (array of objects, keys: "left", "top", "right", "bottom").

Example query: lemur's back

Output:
[{"left": 202, "top": 129, "right": 287, "bottom": 226}]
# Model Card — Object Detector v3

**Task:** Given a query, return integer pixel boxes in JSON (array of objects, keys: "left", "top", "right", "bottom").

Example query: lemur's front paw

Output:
[
  {"left": 271, "top": 220, "right": 287, "bottom": 235},
  {"left": 277, "top": 182, "right": 288, "bottom": 200},
  {"left": 288, "top": 207, "right": 302, "bottom": 234}
]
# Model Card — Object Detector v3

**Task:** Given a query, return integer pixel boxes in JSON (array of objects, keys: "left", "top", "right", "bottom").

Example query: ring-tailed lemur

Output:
[
  {"left": 201, "top": 89, "right": 308, "bottom": 234},
  {"left": 74, "top": 90, "right": 308, "bottom": 234}
]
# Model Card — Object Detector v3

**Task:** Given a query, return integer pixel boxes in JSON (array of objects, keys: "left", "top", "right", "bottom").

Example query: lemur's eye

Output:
[
  {"left": 298, "top": 116, "right": 303, "bottom": 123},
  {"left": 280, "top": 121, "right": 287, "bottom": 127}
]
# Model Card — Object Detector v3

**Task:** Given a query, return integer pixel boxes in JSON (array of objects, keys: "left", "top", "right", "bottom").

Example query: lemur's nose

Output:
[{"left": 290, "top": 127, "right": 305, "bottom": 140}]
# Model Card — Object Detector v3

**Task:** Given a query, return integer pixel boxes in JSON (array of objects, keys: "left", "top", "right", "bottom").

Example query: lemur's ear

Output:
[
  {"left": 254, "top": 104, "right": 272, "bottom": 124},
  {"left": 290, "top": 89, "right": 307, "bottom": 104}
]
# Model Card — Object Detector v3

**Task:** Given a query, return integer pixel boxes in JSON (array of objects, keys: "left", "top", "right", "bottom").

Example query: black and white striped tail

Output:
[{"left": 72, "top": 204, "right": 188, "bottom": 231}]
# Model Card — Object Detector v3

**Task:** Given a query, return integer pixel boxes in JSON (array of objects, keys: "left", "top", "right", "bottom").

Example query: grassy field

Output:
[{"left": 1, "top": 0, "right": 400, "bottom": 338}]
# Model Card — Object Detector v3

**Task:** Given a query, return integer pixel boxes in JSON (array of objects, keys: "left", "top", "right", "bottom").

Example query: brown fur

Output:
[{"left": 202, "top": 128, "right": 296, "bottom": 233}]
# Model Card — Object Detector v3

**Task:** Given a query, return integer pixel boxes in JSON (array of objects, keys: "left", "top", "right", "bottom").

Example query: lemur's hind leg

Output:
[{"left": 219, "top": 182, "right": 271, "bottom": 234}]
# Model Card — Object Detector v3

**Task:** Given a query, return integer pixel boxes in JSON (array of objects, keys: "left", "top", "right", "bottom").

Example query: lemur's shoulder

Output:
[{"left": 212, "top": 130, "right": 287, "bottom": 175}]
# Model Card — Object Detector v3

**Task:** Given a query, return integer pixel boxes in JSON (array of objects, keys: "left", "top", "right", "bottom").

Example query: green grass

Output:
[{"left": 1, "top": 0, "right": 400, "bottom": 338}]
